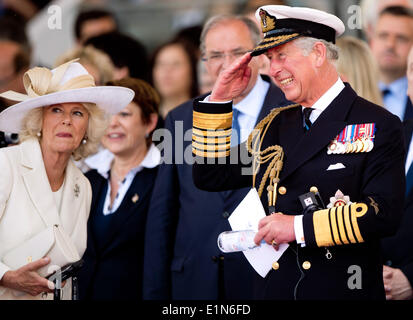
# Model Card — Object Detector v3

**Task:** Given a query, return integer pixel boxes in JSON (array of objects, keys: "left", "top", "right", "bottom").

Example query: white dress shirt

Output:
[
  {"left": 406, "top": 138, "right": 413, "bottom": 175},
  {"left": 234, "top": 76, "right": 270, "bottom": 143},
  {"left": 84, "top": 143, "right": 160, "bottom": 215},
  {"left": 379, "top": 77, "right": 408, "bottom": 121},
  {"left": 295, "top": 78, "right": 345, "bottom": 246}
]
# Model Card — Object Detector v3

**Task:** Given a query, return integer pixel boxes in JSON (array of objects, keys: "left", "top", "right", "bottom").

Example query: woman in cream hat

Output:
[{"left": 0, "top": 60, "right": 133, "bottom": 299}]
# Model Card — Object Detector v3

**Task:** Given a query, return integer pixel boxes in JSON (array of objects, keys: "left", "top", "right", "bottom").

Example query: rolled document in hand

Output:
[{"left": 217, "top": 230, "right": 265, "bottom": 253}]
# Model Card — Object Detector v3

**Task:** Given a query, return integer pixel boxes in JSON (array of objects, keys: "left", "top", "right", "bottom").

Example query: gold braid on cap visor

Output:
[
  {"left": 0, "top": 59, "right": 95, "bottom": 103},
  {"left": 252, "top": 33, "right": 300, "bottom": 52}
]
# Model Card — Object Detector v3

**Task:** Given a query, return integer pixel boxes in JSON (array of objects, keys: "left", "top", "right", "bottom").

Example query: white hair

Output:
[
  {"left": 200, "top": 15, "right": 261, "bottom": 56},
  {"left": 293, "top": 37, "right": 339, "bottom": 61}
]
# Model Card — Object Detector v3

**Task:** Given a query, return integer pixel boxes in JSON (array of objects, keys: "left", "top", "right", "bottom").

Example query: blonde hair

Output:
[
  {"left": 336, "top": 36, "right": 383, "bottom": 105},
  {"left": 55, "top": 45, "right": 114, "bottom": 85},
  {"left": 19, "top": 103, "right": 108, "bottom": 160}
]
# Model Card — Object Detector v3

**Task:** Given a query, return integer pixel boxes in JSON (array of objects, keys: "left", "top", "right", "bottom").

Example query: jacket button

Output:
[
  {"left": 278, "top": 186, "right": 287, "bottom": 195},
  {"left": 272, "top": 261, "right": 279, "bottom": 270},
  {"left": 302, "top": 261, "right": 311, "bottom": 270},
  {"left": 310, "top": 186, "right": 318, "bottom": 193},
  {"left": 211, "top": 256, "right": 218, "bottom": 262},
  {"left": 222, "top": 211, "right": 230, "bottom": 219}
]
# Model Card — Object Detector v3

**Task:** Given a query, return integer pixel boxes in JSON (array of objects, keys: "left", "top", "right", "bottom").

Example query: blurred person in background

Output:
[
  {"left": 85, "top": 31, "right": 150, "bottom": 83},
  {"left": 197, "top": 59, "right": 215, "bottom": 95},
  {"left": 56, "top": 45, "right": 114, "bottom": 86},
  {"left": 336, "top": 36, "right": 383, "bottom": 105},
  {"left": 151, "top": 39, "right": 199, "bottom": 118},
  {"left": 77, "top": 77, "right": 160, "bottom": 300},
  {"left": 370, "top": 6, "right": 413, "bottom": 120},
  {"left": 173, "top": 25, "right": 202, "bottom": 58},
  {"left": 0, "top": 16, "right": 32, "bottom": 148},
  {"left": 0, "top": 16, "right": 32, "bottom": 110},
  {"left": 1, "top": 0, "right": 51, "bottom": 24},
  {"left": 381, "top": 45, "right": 413, "bottom": 300},
  {"left": 361, "top": 0, "right": 413, "bottom": 41},
  {"left": 74, "top": 8, "right": 118, "bottom": 46}
]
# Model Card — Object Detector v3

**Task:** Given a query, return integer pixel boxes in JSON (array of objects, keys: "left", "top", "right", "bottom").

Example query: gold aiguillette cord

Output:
[{"left": 246, "top": 104, "right": 300, "bottom": 207}]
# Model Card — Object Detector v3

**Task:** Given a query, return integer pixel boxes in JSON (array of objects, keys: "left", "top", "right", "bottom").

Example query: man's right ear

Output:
[{"left": 312, "top": 42, "right": 327, "bottom": 68}]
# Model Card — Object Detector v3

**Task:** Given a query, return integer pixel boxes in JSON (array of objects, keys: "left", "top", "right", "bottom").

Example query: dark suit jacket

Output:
[
  {"left": 403, "top": 95, "right": 413, "bottom": 121},
  {"left": 143, "top": 76, "right": 289, "bottom": 300},
  {"left": 78, "top": 166, "right": 158, "bottom": 300},
  {"left": 381, "top": 116, "right": 413, "bottom": 285},
  {"left": 193, "top": 84, "right": 405, "bottom": 300}
]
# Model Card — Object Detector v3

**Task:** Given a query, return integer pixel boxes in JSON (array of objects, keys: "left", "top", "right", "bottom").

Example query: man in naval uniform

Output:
[{"left": 192, "top": 5, "right": 405, "bottom": 300}]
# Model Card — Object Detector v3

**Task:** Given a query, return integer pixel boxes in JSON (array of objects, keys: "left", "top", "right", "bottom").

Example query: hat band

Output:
[
  {"left": 266, "top": 28, "right": 297, "bottom": 36},
  {"left": 264, "top": 18, "right": 336, "bottom": 43}
]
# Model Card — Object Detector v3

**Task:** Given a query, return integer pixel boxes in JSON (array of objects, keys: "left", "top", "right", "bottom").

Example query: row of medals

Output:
[{"left": 327, "top": 137, "right": 374, "bottom": 154}]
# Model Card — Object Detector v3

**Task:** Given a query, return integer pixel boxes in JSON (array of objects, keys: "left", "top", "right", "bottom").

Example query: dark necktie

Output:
[
  {"left": 382, "top": 88, "right": 391, "bottom": 98},
  {"left": 303, "top": 107, "right": 314, "bottom": 131},
  {"left": 231, "top": 109, "right": 241, "bottom": 146}
]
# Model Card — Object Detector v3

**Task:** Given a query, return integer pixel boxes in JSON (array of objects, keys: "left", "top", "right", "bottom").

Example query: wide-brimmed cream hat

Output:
[{"left": 0, "top": 59, "right": 134, "bottom": 133}]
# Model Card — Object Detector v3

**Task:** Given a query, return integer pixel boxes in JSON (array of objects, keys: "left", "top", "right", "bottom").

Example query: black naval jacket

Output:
[{"left": 192, "top": 83, "right": 406, "bottom": 300}]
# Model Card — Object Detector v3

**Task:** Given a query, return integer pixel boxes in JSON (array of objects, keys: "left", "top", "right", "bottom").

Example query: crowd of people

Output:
[{"left": 0, "top": 0, "right": 413, "bottom": 301}]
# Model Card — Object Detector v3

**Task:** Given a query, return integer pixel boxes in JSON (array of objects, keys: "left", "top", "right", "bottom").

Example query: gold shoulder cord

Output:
[{"left": 246, "top": 104, "right": 300, "bottom": 206}]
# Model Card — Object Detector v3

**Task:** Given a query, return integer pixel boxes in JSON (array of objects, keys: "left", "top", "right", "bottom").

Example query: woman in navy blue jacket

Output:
[{"left": 78, "top": 77, "right": 160, "bottom": 300}]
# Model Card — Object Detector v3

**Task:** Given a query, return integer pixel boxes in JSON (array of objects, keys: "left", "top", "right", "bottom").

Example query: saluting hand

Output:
[
  {"left": 210, "top": 53, "right": 253, "bottom": 102},
  {"left": 254, "top": 213, "right": 295, "bottom": 251},
  {"left": 0, "top": 257, "right": 55, "bottom": 296}
]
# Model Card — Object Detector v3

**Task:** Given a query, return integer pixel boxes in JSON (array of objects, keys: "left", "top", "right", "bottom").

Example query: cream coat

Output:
[{"left": 0, "top": 138, "right": 91, "bottom": 300}]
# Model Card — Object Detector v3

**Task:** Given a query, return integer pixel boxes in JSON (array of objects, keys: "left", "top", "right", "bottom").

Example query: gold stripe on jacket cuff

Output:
[
  {"left": 192, "top": 128, "right": 232, "bottom": 137},
  {"left": 193, "top": 110, "right": 233, "bottom": 120},
  {"left": 192, "top": 148, "right": 230, "bottom": 158},
  {"left": 350, "top": 203, "right": 366, "bottom": 243},
  {"left": 343, "top": 204, "right": 357, "bottom": 244},
  {"left": 193, "top": 117, "right": 232, "bottom": 130},
  {"left": 336, "top": 205, "right": 350, "bottom": 244},
  {"left": 192, "top": 141, "right": 230, "bottom": 151},
  {"left": 192, "top": 135, "right": 231, "bottom": 144},
  {"left": 329, "top": 207, "right": 342, "bottom": 245},
  {"left": 313, "top": 208, "right": 334, "bottom": 247}
]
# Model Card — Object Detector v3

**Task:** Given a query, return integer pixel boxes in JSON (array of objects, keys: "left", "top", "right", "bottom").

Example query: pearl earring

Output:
[
  {"left": 37, "top": 131, "right": 41, "bottom": 137},
  {"left": 82, "top": 138, "right": 87, "bottom": 144}
]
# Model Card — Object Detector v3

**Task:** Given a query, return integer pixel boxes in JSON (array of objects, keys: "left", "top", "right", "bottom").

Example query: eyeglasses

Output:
[{"left": 201, "top": 49, "right": 250, "bottom": 67}]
